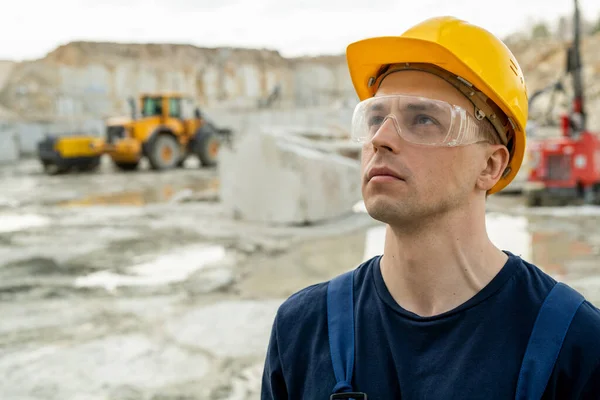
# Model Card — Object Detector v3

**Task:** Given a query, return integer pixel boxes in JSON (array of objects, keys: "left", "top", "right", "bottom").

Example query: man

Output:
[{"left": 261, "top": 16, "right": 600, "bottom": 399}]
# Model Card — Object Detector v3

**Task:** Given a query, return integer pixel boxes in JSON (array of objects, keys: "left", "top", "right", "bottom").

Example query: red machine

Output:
[{"left": 525, "top": 0, "right": 600, "bottom": 206}]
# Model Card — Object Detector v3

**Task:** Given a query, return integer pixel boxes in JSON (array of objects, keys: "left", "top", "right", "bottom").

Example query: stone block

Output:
[
  {"left": 219, "top": 129, "right": 362, "bottom": 225},
  {"left": 0, "top": 126, "right": 19, "bottom": 164}
]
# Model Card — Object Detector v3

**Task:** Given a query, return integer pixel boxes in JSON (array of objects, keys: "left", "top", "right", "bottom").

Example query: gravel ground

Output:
[{"left": 1, "top": 157, "right": 599, "bottom": 399}]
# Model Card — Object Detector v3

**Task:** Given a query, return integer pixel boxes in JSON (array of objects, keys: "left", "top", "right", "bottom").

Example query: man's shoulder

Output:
[
  {"left": 569, "top": 297, "right": 600, "bottom": 342},
  {"left": 552, "top": 294, "right": 600, "bottom": 393},
  {"left": 517, "top": 254, "right": 600, "bottom": 374},
  {"left": 276, "top": 280, "right": 329, "bottom": 324},
  {"left": 518, "top": 255, "right": 600, "bottom": 327},
  {"left": 274, "top": 256, "right": 377, "bottom": 327}
]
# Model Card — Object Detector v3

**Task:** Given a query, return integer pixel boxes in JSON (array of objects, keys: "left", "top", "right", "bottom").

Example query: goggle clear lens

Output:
[{"left": 351, "top": 94, "right": 488, "bottom": 147}]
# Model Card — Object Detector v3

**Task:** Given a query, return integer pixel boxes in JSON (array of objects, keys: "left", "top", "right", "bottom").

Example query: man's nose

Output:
[{"left": 370, "top": 116, "right": 401, "bottom": 153}]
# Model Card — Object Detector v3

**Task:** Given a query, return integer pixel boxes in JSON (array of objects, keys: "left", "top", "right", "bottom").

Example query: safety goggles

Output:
[{"left": 351, "top": 94, "right": 495, "bottom": 147}]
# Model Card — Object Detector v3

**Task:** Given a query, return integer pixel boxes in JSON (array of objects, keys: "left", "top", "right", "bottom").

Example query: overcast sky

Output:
[{"left": 1, "top": 0, "right": 600, "bottom": 61}]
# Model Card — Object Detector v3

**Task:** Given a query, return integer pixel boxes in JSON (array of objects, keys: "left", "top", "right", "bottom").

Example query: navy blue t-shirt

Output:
[{"left": 261, "top": 251, "right": 600, "bottom": 399}]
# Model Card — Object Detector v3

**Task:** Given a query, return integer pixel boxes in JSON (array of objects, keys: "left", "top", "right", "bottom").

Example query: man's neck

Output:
[{"left": 379, "top": 206, "right": 508, "bottom": 318}]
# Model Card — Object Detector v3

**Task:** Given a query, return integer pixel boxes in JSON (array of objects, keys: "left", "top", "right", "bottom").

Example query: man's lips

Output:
[{"left": 367, "top": 166, "right": 404, "bottom": 181}]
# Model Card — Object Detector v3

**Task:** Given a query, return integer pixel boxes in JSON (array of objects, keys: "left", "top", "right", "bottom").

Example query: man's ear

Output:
[{"left": 476, "top": 145, "right": 510, "bottom": 192}]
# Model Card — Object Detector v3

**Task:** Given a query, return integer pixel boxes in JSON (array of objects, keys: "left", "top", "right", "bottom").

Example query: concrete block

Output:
[
  {"left": 219, "top": 129, "right": 362, "bottom": 225},
  {"left": 0, "top": 126, "right": 19, "bottom": 164}
]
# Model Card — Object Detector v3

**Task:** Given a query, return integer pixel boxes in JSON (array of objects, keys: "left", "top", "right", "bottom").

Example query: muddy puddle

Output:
[
  {"left": 56, "top": 178, "right": 219, "bottom": 207},
  {"left": 0, "top": 158, "right": 219, "bottom": 208}
]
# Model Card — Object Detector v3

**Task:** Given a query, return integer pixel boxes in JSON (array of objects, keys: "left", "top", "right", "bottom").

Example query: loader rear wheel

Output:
[
  {"left": 147, "top": 134, "right": 181, "bottom": 170},
  {"left": 195, "top": 130, "right": 220, "bottom": 167}
]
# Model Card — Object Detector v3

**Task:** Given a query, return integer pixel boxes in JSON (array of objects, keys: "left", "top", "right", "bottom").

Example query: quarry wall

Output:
[{"left": 1, "top": 33, "right": 600, "bottom": 159}]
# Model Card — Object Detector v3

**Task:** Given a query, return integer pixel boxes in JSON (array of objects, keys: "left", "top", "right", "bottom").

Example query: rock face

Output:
[
  {"left": 0, "top": 33, "right": 597, "bottom": 124},
  {"left": 0, "top": 42, "right": 356, "bottom": 123},
  {"left": 0, "top": 32, "right": 598, "bottom": 158},
  {"left": 218, "top": 128, "right": 362, "bottom": 225}
]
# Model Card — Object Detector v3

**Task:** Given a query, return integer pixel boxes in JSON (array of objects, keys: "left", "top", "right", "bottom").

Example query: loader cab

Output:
[
  {"left": 167, "top": 95, "right": 197, "bottom": 121},
  {"left": 140, "top": 95, "right": 167, "bottom": 118},
  {"left": 139, "top": 94, "right": 189, "bottom": 120}
]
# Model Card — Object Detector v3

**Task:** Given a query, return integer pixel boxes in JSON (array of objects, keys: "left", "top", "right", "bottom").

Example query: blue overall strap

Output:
[
  {"left": 327, "top": 269, "right": 356, "bottom": 394},
  {"left": 515, "top": 282, "right": 585, "bottom": 400}
]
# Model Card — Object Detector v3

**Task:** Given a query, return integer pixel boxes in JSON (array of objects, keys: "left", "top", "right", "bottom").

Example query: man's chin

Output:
[
  {"left": 364, "top": 201, "right": 403, "bottom": 223},
  {"left": 364, "top": 198, "right": 430, "bottom": 226}
]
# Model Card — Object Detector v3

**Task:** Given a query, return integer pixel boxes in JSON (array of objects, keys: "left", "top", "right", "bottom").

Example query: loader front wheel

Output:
[{"left": 147, "top": 133, "right": 181, "bottom": 170}]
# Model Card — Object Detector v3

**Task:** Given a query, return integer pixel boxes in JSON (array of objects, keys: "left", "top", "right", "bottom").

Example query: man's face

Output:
[{"left": 360, "top": 70, "right": 495, "bottom": 226}]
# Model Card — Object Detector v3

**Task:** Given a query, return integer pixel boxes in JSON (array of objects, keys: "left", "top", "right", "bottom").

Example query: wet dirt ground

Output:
[{"left": 1, "top": 157, "right": 600, "bottom": 399}]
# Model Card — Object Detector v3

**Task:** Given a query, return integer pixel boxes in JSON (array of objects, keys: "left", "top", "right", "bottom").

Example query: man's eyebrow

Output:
[
  {"left": 368, "top": 101, "right": 445, "bottom": 114},
  {"left": 403, "top": 102, "right": 444, "bottom": 113},
  {"left": 368, "top": 103, "right": 385, "bottom": 112}
]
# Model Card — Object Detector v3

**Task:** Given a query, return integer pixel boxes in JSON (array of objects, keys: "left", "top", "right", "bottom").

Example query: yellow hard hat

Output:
[{"left": 346, "top": 16, "right": 528, "bottom": 195}]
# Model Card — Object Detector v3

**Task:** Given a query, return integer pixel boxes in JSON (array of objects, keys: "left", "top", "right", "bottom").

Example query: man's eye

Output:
[
  {"left": 368, "top": 116, "right": 385, "bottom": 126},
  {"left": 415, "top": 115, "right": 436, "bottom": 125}
]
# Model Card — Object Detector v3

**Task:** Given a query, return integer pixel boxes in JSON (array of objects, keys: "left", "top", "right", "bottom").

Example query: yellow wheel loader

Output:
[{"left": 37, "top": 93, "right": 232, "bottom": 174}]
